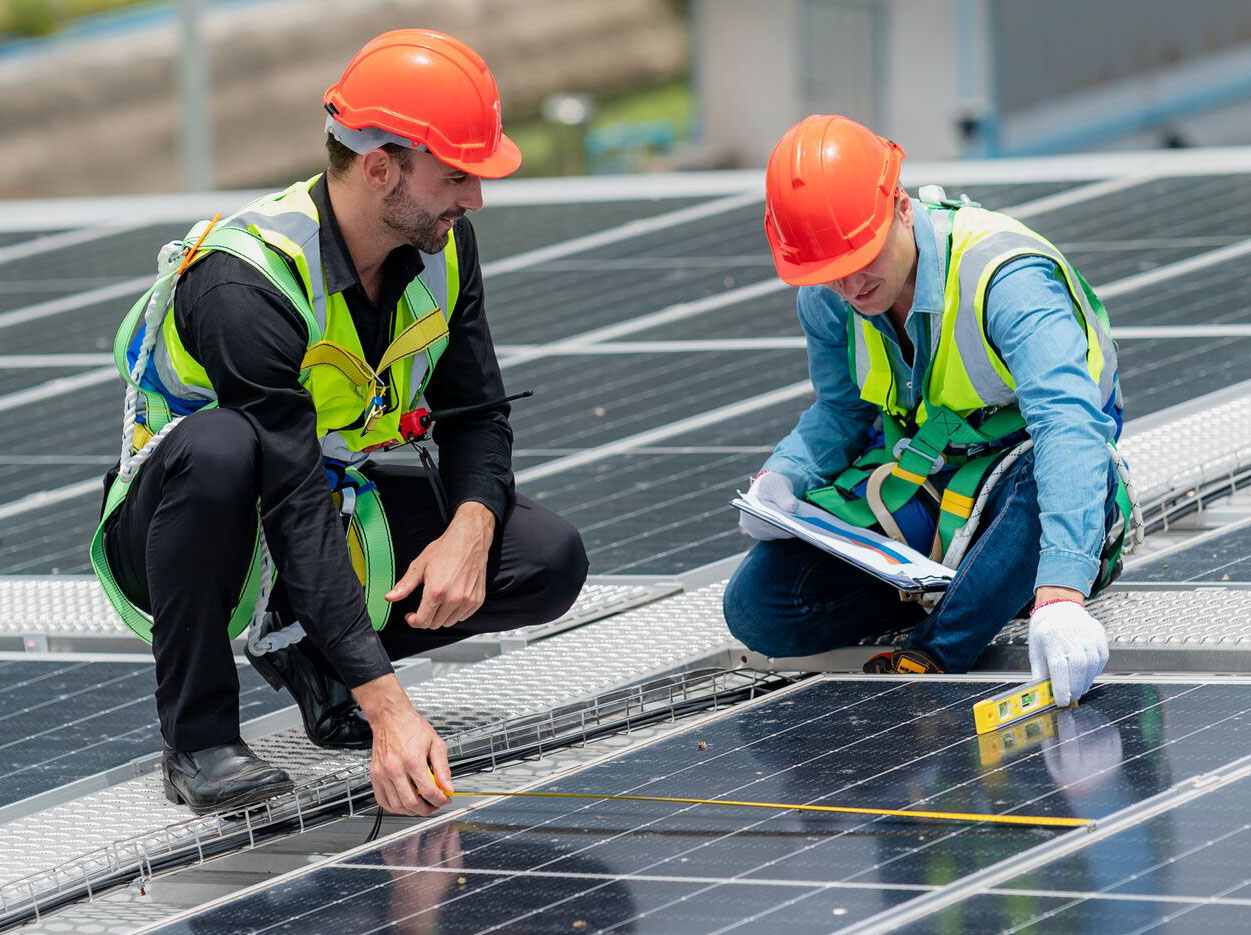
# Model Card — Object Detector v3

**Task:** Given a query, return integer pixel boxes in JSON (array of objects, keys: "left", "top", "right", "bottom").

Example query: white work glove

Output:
[
  {"left": 1027, "top": 600, "right": 1109, "bottom": 707},
  {"left": 739, "top": 471, "right": 799, "bottom": 541}
]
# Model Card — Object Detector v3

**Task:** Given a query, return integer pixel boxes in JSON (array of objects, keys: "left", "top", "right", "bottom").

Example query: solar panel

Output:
[
  {"left": 1122, "top": 520, "right": 1251, "bottom": 583},
  {"left": 0, "top": 658, "right": 290, "bottom": 808},
  {"left": 470, "top": 198, "right": 714, "bottom": 259},
  {"left": 144, "top": 675, "right": 1251, "bottom": 934},
  {"left": 0, "top": 221, "right": 192, "bottom": 315}
]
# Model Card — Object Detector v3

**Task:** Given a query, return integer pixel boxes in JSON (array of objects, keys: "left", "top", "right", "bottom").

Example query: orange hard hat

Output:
[
  {"left": 324, "top": 29, "right": 521, "bottom": 179},
  {"left": 764, "top": 114, "right": 905, "bottom": 286}
]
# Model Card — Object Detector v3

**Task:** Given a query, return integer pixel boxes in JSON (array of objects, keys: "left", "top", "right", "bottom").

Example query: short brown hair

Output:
[{"left": 325, "top": 134, "right": 415, "bottom": 177}]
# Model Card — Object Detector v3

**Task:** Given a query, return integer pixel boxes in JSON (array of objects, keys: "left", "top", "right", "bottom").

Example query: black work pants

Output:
[{"left": 104, "top": 409, "right": 588, "bottom": 751}]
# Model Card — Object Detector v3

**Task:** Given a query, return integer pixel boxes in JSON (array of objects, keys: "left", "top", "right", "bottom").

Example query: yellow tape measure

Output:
[
  {"left": 973, "top": 678, "right": 1062, "bottom": 735},
  {"left": 452, "top": 789, "right": 1091, "bottom": 829}
]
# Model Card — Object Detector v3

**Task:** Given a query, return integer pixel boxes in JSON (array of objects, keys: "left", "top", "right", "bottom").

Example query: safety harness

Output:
[
  {"left": 91, "top": 187, "right": 455, "bottom": 647},
  {"left": 804, "top": 189, "right": 1143, "bottom": 597}
]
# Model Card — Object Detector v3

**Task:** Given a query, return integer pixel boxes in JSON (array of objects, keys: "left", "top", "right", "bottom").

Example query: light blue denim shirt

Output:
[{"left": 762, "top": 205, "right": 1120, "bottom": 595}]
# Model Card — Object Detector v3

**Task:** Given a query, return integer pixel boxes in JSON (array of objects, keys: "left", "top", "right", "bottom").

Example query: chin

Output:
[{"left": 414, "top": 230, "right": 450, "bottom": 254}]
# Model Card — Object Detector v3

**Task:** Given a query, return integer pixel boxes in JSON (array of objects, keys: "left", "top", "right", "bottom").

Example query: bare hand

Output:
[
  {"left": 354, "top": 674, "right": 453, "bottom": 816},
  {"left": 386, "top": 502, "right": 495, "bottom": 630}
]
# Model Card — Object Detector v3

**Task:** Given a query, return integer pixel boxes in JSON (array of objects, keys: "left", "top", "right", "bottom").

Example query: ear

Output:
[
  {"left": 358, "top": 150, "right": 398, "bottom": 194},
  {"left": 896, "top": 191, "right": 915, "bottom": 230}
]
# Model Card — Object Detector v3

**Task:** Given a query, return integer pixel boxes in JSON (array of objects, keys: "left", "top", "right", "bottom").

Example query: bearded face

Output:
[{"left": 381, "top": 173, "right": 448, "bottom": 253}]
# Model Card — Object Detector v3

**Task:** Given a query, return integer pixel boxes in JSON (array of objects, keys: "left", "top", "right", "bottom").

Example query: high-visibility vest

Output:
[
  {"left": 148, "top": 173, "right": 460, "bottom": 461},
  {"left": 806, "top": 195, "right": 1130, "bottom": 586},
  {"left": 847, "top": 201, "right": 1120, "bottom": 423}
]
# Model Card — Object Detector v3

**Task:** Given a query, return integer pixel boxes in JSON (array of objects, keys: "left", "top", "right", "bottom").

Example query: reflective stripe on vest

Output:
[
  {"left": 150, "top": 175, "right": 459, "bottom": 459},
  {"left": 850, "top": 204, "right": 1120, "bottom": 422}
]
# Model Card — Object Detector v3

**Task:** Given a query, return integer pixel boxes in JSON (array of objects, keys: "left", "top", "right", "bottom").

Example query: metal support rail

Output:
[{"left": 0, "top": 666, "right": 803, "bottom": 930}]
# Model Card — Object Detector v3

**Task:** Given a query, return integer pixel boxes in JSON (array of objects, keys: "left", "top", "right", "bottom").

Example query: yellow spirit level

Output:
[{"left": 973, "top": 679, "right": 1059, "bottom": 735}]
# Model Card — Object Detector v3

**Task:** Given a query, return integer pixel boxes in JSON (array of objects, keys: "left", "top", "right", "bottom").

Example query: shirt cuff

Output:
[
  {"left": 322, "top": 613, "right": 394, "bottom": 689},
  {"left": 759, "top": 458, "right": 812, "bottom": 499},
  {"left": 446, "top": 472, "right": 512, "bottom": 524},
  {"left": 1035, "top": 548, "right": 1100, "bottom": 597}
]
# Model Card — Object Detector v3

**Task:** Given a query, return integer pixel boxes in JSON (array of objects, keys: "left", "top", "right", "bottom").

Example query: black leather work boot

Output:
[
  {"left": 245, "top": 637, "right": 373, "bottom": 750},
  {"left": 162, "top": 738, "right": 293, "bottom": 815}
]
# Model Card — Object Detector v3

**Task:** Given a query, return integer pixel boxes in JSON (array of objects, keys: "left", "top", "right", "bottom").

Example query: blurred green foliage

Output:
[
  {"left": 1, "top": 0, "right": 156, "bottom": 38},
  {"left": 510, "top": 79, "right": 693, "bottom": 177}
]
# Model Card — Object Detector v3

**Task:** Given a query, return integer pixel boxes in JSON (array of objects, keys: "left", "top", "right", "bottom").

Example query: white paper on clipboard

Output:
[{"left": 732, "top": 491, "right": 956, "bottom": 593}]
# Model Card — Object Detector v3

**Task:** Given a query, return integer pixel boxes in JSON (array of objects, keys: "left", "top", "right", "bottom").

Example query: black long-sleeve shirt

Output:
[{"left": 171, "top": 176, "right": 514, "bottom": 687}]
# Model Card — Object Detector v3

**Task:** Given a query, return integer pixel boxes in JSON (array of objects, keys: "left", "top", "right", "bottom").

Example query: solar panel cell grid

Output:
[
  {"left": 504, "top": 349, "right": 808, "bottom": 451},
  {"left": 0, "top": 659, "right": 290, "bottom": 808},
  {"left": 0, "top": 494, "right": 101, "bottom": 574},
  {"left": 1122, "top": 522, "right": 1251, "bottom": 583},
  {"left": 894, "top": 895, "right": 1251, "bottom": 935},
  {"left": 0, "top": 222, "right": 192, "bottom": 315},
  {"left": 1115, "top": 335, "right": 1251, "bottom": 417},
  {"left": 0, "top": 231, "right": 71, "bottom": 248},
  {"left": 148, "top": 677, "right": 1251, "bottom": 934},
  {"left": 469, "top": 198, "right": 713, "bottom": 260}
]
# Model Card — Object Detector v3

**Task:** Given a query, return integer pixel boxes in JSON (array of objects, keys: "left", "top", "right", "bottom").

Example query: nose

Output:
[{"left": 459, "top": 176, "right": 484, "bottom": 212}]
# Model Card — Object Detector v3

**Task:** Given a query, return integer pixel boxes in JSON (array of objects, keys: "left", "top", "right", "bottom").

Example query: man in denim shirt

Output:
[{"left": 724, "top": 115, "right": 1126, "bottom": 706}]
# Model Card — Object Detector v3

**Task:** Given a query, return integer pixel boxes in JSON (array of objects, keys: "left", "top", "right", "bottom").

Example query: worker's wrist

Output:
[
  {"left": 1033, "top": 585, "right": 1086, "bottom": 610},
  {"left": 450, "top": 500, "right": 495, "bottom": 545},
  {"left": 352, "top": 672, "right": 413, "bottom": 723}
]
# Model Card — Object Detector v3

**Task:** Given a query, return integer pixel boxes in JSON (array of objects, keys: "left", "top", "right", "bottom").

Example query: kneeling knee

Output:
[
  {"left": 722, "top": 570, "right": 776, "bottom": 652},
  {"left": 526, "top": 518, "right": 589, "bottom": 623},
  {"left": 722, "top": 552, "right": 846, "bottom": 658},
  {"left": 168, "top": 410, "right": 259, "bottom": 506}
]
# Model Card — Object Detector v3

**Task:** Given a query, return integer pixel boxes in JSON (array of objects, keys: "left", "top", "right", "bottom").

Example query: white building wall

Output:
[
  {"left": 695, "top": 0, "right": 1251, "bottom": 166},
  {"left": 695, "top": 0, "right": 804, "bottom": 168},
  {"left": 695, "top": 0, "right": 968, "bottom": 166}
]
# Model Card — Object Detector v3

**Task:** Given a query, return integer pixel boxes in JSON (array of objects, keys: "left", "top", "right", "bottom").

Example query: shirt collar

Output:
[
  {"left": 309, "top": 174, "right": 422, "bottom": 296},
  {"left": 905, "top": 204, "right": 945, "bottom": 318}
]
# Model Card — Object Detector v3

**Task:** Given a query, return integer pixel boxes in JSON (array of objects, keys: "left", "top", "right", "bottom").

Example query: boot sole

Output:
[{"left": 163, "top": 776, "right": 295, "bottom": 816}]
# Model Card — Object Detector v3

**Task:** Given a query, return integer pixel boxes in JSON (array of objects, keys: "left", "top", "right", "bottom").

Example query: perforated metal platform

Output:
[
  {"left": 1117, "top": 380, "right": 1251, "bottom": 527},
  {"left": 0, "top": 576, "right": 680, "bottom": 654}
]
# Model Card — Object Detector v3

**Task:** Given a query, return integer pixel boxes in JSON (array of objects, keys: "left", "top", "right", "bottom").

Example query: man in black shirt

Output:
[{"left": 100, "top": 30, "right": 587, "bottom": 816}]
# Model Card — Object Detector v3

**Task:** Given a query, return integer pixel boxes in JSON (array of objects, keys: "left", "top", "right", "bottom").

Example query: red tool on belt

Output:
[
  {"left": 377, "top": 390, "right": 533, "bottom": 524},
  {"left": 388, "top": 390, "right": 534, "bottom": 448}
]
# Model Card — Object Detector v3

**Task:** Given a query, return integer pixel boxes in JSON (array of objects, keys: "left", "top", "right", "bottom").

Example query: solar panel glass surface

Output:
[{"left": 146, "top": 677, "right": 1251, "bottom": 934}]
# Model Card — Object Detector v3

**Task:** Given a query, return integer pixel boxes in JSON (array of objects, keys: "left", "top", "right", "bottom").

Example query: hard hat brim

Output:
[
  {"left": 766, "top": 216, "right": 891, "bottom": 287},
  {"left": 444, "top": 133, "right": 523, "bottom": 179}
]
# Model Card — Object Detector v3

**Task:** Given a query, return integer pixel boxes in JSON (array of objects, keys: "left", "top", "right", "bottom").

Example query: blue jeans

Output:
[{"left": 723, "top": 450, "right": 1121, "bottom": 672}]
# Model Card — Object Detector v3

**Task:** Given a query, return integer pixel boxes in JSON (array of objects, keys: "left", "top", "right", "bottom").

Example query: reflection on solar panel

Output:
[{"left": 148, "top": 677, "right": 1251, "bottom": 934}]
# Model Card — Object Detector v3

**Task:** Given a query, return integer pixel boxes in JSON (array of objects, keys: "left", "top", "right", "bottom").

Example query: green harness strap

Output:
[
  {"left": 110, "top": 226, "right": 321, "bottom": 435},
  {"left": 91, "top": 466, "right": 395, "bottom": 645},
  {"left": 807, "top": 405, "right": 1026, "bottom": 554},
  {"left": 89, "top": 474, "right": 268, "bottom": 643},
  {"left": 345, "top": 468, "right": 396, "bottom": 632}
]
